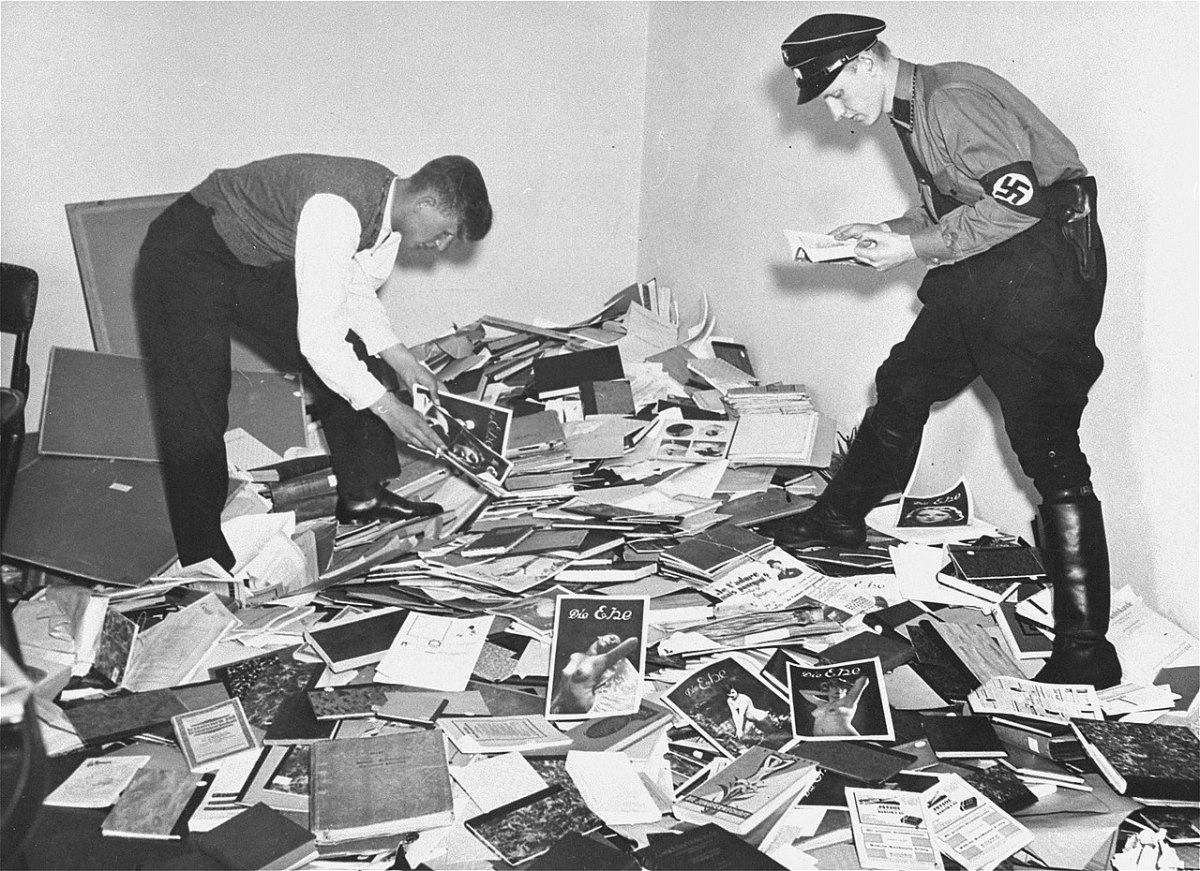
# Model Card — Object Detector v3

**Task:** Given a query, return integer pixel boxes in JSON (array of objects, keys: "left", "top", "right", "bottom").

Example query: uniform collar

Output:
[{"left": 890, "top": 58, "right": 918, "bottom": 132}]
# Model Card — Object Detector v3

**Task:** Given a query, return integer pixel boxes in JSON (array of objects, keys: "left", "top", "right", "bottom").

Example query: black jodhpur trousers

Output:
[
  {"left": 134, "top": 194, "right": 399, "bottom": 569},
  {"left": 871, "top": 217, "right": 1107, "bottom": 500}
]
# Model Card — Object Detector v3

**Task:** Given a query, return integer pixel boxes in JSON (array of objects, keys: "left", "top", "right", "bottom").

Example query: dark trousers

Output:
[
  {"left": 872, "top": 218, "right": 1107, "bottom": 499},
  {"left": 134, "top": 194, "right": 399, "bottom": 569}
]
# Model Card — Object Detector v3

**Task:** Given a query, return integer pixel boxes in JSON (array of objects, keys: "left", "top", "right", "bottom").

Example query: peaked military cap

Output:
[{"left": 781, "top": 13, "right": 886, "bottom": 105}]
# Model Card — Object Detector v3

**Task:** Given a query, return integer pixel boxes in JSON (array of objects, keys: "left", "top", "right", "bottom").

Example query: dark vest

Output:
[{"left": 190, "top": 154, "right": 394, "bottom": 267}]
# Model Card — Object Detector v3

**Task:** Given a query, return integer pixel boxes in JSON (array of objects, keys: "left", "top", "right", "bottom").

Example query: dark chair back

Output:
[{"left": 0, "top": 263, "right": 39, "bottom": 396}]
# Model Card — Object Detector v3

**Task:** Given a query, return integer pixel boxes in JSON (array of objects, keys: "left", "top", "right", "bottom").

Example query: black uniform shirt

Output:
[{"left": 887, "top": 58, "right": 1087, "bottom": 265}]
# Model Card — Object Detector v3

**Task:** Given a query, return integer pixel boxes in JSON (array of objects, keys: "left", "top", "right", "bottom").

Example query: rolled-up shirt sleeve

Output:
[
  {"left": 918, "top": 89, "right": 1041, "bottom": 262},
  {"left": 344, "top": 238, "right": 404, "bottom": 356},
  {"left": 294, "top": 194, "right": 389, "bottom": 410}
]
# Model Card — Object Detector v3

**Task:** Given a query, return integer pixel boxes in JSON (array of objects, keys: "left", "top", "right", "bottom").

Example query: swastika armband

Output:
[{"left": 980, "top": 161, "right": 1045, "bottom": 218}]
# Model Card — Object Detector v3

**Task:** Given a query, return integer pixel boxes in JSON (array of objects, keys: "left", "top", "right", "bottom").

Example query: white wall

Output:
[
  {"left": 638, "top": 2, "right": 1199, "bottom": 634},
  {"left": 3, "top": 2, "right": 1196, "bottom": 635},
  {"left": 1, "top": 0, "right": 649, "bottom": 414}
]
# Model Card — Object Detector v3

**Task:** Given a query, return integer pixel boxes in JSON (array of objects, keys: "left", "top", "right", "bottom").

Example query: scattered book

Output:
[
  {"left": 919, "top": 713, "right": 1007, "bottom": 759},
  {"left": 44, "top": 754, "right": 150, "bottom": 808},
  {"left": 101, "top": 766, "right": 200, "bottom": 840},
  {"left": 673, "top": 747, "right": 821, "bottom": 835},
  {"left": 193, "top": 802, "right": 318, "bottom": 870},
  {"left": 171, "top": 698, "right": 259, "bottom": 771},
  {"left": 460, "top": 526, "right": 534, "bottom": 558},
  {"left": 637, "top": 822, "right": 788, "bottom": 870},
  {"left": 302, "top": 607, "right": 410, "bottom": 673},
  {"left": 308, "top": 730, "right": 453, "bottom": 844},
  {"left": 466, "top": 784, "right": 604, "bottom": 866},
  {"left": 947, "top": 541, "right": 1045, "bottom": 581},
  {"left": 1070, "top": 719, "right": 1200, "bottom": 803},
  {"left": 440, "top": 714, "right": 571, "bottom": 754}
]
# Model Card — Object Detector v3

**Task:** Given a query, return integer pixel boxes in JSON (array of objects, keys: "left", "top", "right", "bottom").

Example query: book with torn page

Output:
[{"left": 785, "top": 229, "right": 860, "bottom": 264}]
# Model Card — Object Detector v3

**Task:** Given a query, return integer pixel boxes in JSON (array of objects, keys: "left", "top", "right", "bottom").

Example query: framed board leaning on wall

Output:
[{"left": 65, "top": 192, "right": 283, "bottom": 373}]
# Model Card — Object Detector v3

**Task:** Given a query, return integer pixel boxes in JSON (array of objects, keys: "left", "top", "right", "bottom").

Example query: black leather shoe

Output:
[
  {"left": 759, "top": 502, "right": 868, "bottom": 549},
  {"left": 335, "top": 487, "right": 443, "bottom": 524}
]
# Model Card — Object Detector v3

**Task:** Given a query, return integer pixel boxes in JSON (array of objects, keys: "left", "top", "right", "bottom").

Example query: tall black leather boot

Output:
[
  {"left": 759, "top": 408, "right": 922, "bottom": 548},
  {"left": 1033, "top": 488, "right": 1122, "bottom": 689}
]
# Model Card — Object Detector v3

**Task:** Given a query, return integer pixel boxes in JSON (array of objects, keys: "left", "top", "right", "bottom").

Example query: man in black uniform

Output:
[
  {"left": 764, "top": 14, "right": 1120, "bottom": 688},
  {"left": 136, "top": 154, "right": 492, "bottom": 572}
]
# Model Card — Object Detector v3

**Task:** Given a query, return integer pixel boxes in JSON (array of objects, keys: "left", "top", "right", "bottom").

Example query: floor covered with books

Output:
[{"left": 2, "top": 283, "right": 1198, "bottom": 871}]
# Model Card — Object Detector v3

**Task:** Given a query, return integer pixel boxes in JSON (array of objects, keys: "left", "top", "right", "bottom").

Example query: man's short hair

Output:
[{"left": 411, "top": 155, "right": 493, "bottom": 241}]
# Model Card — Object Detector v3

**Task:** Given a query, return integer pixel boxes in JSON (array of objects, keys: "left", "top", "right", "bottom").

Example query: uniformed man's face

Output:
[{"left": 816, "top": 58, "right": 885, "bottom": 126}]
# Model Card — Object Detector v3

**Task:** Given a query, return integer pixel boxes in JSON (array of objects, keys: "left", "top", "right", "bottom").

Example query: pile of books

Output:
[{"left": 9, "top": 279, "right": 1200, "bottom": 871}]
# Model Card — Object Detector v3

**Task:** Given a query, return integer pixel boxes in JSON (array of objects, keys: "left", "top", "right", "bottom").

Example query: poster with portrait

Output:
[
  {"left": 546, "top": 594, "right": 647, "bottom": 721},
  {"left": 896, "top": 479, "right": 972, "bottom": 528},
  {"left": 662, "top": 655, "right": 794, "bottom": 758},
  {"left": 785, "top": 657, "right": 894, "bottom": 743}
]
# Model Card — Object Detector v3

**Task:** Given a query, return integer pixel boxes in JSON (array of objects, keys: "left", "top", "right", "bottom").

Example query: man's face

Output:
[
  {"left": 814, "top": 59, "right": 884, "bottom": 126},
  {"left": 398, "top": 199, "right": 461, "bottom": 254}
]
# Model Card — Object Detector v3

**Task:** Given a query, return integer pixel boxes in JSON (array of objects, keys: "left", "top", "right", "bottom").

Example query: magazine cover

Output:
[
  {"left": 546, "top": 594, "right": 648, "bottom": 720},
  {"left": 413, "top": 385, "right": 513, "bottom": 490},
  {"left": 436, "top": 391, "right": 513, "bottom": 457},
  {"left": 897, "top": 479, "right": 972, "bottom": 528},
  {"left": 663, "top": 655, "right": 794, "bottom": 758},
  {"left": 673, "top": 746, "right": 820, "bottom": 835},
  {"left": 785, "top": 657, "right": 894, "bottom": 742}
]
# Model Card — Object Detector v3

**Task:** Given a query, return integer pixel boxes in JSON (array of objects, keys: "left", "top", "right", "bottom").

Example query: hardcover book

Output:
[
  {"left": 919, "top": 714, "right": 1007, "bottom": 759},
  {"left": 213, "top": 646, "right": 323, "bottom": 731},
  {"left": 92, "top": 607, "right": 140, "bottom": 687},
  {"left": 533, "top": 345, "right": 625, "bottom": 399},
  {"left": 100, "top": 767, "right": 199, "bottom": 840},
  {"left": 465, "top": 756, "right": 606, "bottom": 866},
  {"left": 194, "top": 802, "right": 317, "bottom": 870},
  {"left": 635, "top": 822, "right": 787, "bottom": 870},
  {"left": 816, "top": 631, "right": 916, "bottom": 674},
  {"left": 673, "top": 747, "right": 821, "bottom": 835},
  {"left": 947, "top": 542, "right": 1045, "bottom": 581},
  {"left": 1070, "top": 719, "right": 1200, "bottom": 802},
  {"left": 302, "top": 607, "right": 410, "bottom": 673},
  {"left": 308, "top": 730, "right": 453, "bottom": 844}
]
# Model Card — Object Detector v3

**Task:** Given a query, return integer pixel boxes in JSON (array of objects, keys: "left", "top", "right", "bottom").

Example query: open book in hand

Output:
[{"left": 785, "top": 229, "right": 861, "bottom": 264}]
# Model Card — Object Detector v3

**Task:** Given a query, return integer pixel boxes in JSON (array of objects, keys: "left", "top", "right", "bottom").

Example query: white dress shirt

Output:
[{"left": 294, "top": 181, "right": 403, "bottom": 409}]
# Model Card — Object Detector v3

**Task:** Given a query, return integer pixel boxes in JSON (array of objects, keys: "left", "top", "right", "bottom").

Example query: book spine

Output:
[{"left": 269, "top": 471, "right": 338, "bottom": 505}]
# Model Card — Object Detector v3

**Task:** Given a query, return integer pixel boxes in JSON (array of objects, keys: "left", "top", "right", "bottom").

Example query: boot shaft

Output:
[{"left": 1038, "top": 494, "right": 1110, "bottom": 636}]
